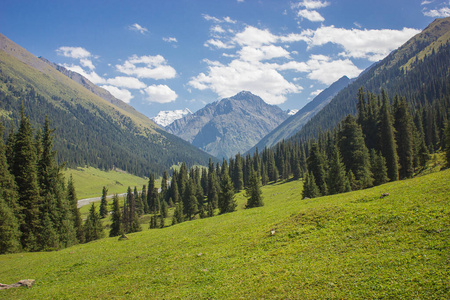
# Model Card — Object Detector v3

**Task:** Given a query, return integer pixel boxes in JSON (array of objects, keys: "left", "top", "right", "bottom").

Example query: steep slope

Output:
[
  {"left": 249, "top": 76, "right": 350, "bottom": 153},
  {"left": 166, "top": 91, "right": 289, "bottom": 158},
  {"left": 0, "top": 33, "right": 213, "bottom": 176},
  {"left": 291, "top": 17, "right": 450, "bottom": 142}
]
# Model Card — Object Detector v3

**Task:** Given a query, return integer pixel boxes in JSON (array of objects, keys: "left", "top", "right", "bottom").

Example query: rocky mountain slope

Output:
[
  {"left": 166, "top": 91, "right": 289, "bottom": 158},
  {"left": 152, "top": 108, "right": 192, "bottom": 127}
]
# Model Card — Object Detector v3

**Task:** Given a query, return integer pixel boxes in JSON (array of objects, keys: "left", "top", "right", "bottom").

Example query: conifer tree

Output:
[
  {"left": 370, "top": 149, "right": 389, "bottom": 186},
  {"left": 84, "top": 203, "right": 104, "bottom": 242},
  {"left": 394, "top": 97, "right": 414, "bottom": 179},
  {"left": 232, "top": 153, "right": 244, "bottom": 192},
  {"left": 327, "top": 145, "right": 351, "bottom": 195},
  {"left": 306, "top": 143, "right": 328, "bottom": 195},
  {"left": 161, "top": 171, "right": 169, "bottom": 200},
  {"left": 0, "top": 196, "right": 21, "bottom": 254},
  {"left": 172, "top": 201, "right": 184, "bottom": 225},
  {"left": 134, "top": 186, "right": 144, "bottom": 216},
  {"left": 338, "top": 115, "right": 373, "bottom": 189},
  {"left": 160, "top": 200, "right": 168, "bottom": 219},
  {"left": 218, "top": 170, "right": 237, "bottom": 214},
  {"left": 67, "top": 175, "right": 84, "bottom": 243},
  {"left": 302, "top": 171, "right": 320, "bottom": 199},
  {"left": 207, "top": 168, "right": 219, "bottom": 209},
  {"left": 12, "top": 107, "right": 42, "bottom": 250},
  {"left": 109, "top": 194, "right": 122, "bottom": 237},
  {"left": 99, "top": 186, "right": 108, "bottom": 218},
  {"left": 445, "top": 122, "right": 450, "bottom": 168},
  {"left": 141, "top": 185, "right": 149, "bottom": 214},
  {"left": 379, "top": 91, "right": 399, "bottom": 181},
  {"left": 245, "top": 169, "right": 264, "bottom": 208}
]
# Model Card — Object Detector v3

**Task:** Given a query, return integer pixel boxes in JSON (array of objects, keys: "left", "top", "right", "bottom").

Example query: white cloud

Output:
[
  {"left": 234, "top": 26, "right": 278, "bottom": 47},
  {"left": 211, "top": 25, "right": 226, "bottom": 34},
  {"left": 298, "top": 9, "right": 325, "bottom": 22},
  {"left": 56, "top": 46, "right": 92, "bottom": 59},
  {"left": 238, "top": 45, "right": 291, "bottom": 62},
  {"left": 163, "top": 37, "right": 178, "bottom": 43},
  {"left": 421, "top": 0, "right": 433, "bottom": 5},
  {"left": 305, "top": 26, "right": 421, "bottom": 61},
  {"left": 116, "top": 54, "right": 177, "bottom": 79},
  {"left": 189, "top": 59, "right": 301, "bottom": 105},
  {"left": 129, "top": 23, "right": 148, "bottom": 34},
  {"left": 100, "top": 85, "right": 133, "bottom": 103},
  {"left": 203, "top": 14, "right": 236, "bottom": 24},
  {"left": 423, "top": 7, "right": 450, "bottom": 17},
  {"left": 278, "top": 55, "right": 362, "bottom": 85},
  {"left": 204, "top": 39, "right": 235, "bottom": 49},
  {"left": 80, "top": 58, "right": 95, "bottom": 70},
  {"left": 106, "top": 76, "right": 146, "bottom": 89},
  {"left": 63, "top": 64, "right": 106, "bottom": 84},
  {"left": 310, "top": 89, "right": 323, "bottom": 96},
  {"left": 143, "top": 84, "right": 178, "bottom": 103},
  {"left": 293, "top": 0, "right": 330, "bottom": 10}
]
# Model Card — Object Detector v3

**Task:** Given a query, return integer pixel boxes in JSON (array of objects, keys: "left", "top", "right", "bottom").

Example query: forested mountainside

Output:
[
  {"left": 290, "top": 17, "right": 450, "bottom": 142},
  {"left": 0, "top": 34, "right": 213, "bottom": 176},
  {"left": 166, "top": 91, "right": 289, "bottom": 159},
  {"left": 249, "top": 76, "right": 350, "bottom": 153}
]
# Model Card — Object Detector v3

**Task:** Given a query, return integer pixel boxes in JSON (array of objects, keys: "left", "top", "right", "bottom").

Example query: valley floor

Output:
[{"left": 1, "top": 169, "right": 449, "bottom": 299}]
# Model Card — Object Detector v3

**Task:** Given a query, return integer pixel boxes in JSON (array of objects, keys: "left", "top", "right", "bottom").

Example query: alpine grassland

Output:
[{"left": 1, "top": 169, "right": 449, "bottom": 299}]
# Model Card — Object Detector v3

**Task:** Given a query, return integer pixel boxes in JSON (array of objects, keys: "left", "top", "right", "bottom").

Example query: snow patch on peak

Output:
[
  {"left": 152, "top": 108, "right": 192, "bottom": 127},
  {"left": 287, "top": 109, "right": 299, "bottom": 116}
]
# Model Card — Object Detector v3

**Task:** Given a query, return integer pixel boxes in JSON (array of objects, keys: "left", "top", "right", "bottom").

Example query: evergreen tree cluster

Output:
[{"left": 0, "top": 109, "right": 86, "bottom": 253}]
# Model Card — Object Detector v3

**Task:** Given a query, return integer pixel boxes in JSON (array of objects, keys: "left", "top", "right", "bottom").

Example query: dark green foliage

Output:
[
  {"left": 232, "top": 153, "right": 244, "bottom": 192},
  {"left": 394, "top": 97, "right": 414, "bottom": 179},
  {"left": 218, "top": 170, "right": 237, "bottom": 214},
  {"left": 160, "top": 200, "right": 168, "bottom": 219},
  {"left": 11, "top": 106, "right": 42, "bottom": 250},
  {"left": 172, "top": 202, "right": 185, "bottom": 225},
  {"left": 0, "top": 196, "right": 21, "bottom": 254},
  {"left": 379, "top": 92, "right": 399, "bottom": 181},
  {"left": 370, "top": 149, "right": 389, "bottom": 186},
  {"left": 302, "top": 172, "right": 320, "bottom": 199},
  {"left": 109, "top": 194, "right": 122, "bottom": 237},
  {"left": 327, "top": 146, "right": 351, "bottom": 195},
  {"left": 68, "top": 175, "right": 84, "bottom": 244},
  {"left": 306, "top": 144, "right": 328, "bottom": 195},
  {"left": 245, "top": 169, "right": 264, "bottom": 208},
  {"left": 84, "top": 203, "right": 104, "bottom": 243},
  {"left": 99, "top": 186, "right": 108, "bottom": 218},
  {"left": 338, "top": 115, "right": 373, "bottom": 189},
  {"left": 445, "top": 122, "right": 450, "bottom": 168}
]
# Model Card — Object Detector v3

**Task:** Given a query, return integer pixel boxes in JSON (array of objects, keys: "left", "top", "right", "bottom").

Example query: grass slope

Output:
[
  {"left": 63, "top": 167, "right": 149, "bottom": 200},
  {"left": 1, "top": 170, "right": 449, "bottom": 299}
]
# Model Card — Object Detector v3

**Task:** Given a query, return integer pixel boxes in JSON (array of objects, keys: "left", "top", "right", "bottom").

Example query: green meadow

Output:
[{"left": 1, "top": 169, "right": 449, "bottom": 299}]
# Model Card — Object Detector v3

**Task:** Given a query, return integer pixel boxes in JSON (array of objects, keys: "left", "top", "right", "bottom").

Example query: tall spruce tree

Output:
[
  {"left": 11, "top": 107, "right": 42, "bottom": 250},
  {"left": 84, "top": 203, "right": 104, "bottom": 242},
  {"left": 379, "top": 91, "right": 399, "bottom": 181},
  {"left": 245, "top": 169, "right": 264, "bottom": 208},
  {"left": 232, "top": 153, "right": 244, "bottom": 192},
  {"left": 394, "top": 97, "right": 414, "bottom": 179},
  {"left": 327, "top": 145, "right": 351, "bottom": 195},
  {"left": 0, "top": 195, "right": 21, "bottom": 254},
  {"left": 445, "top": 122, "right": 450, "bottom": 168},
  {"left": 302, "top": 171, "right": 320, "bottom": 199},
  {"left": 338, "top": 115, "right": 373, "bottom": 189},
  {"left": 306, "top": 143, "right": 328, "bottom": 195},
  {"left": 99, "top": 186, "right": 108, "bottom": 218},
  {"left": 370, "top": 149, "right": 389, "bottom": 186},
  {"left": 218, "top": 169, "right": 237, "bottom": 214},
  {"left": 109, "top": 194, "right": 122, "bottom": 237},
  {"left": 67, "top": 175, "right": 84, "bottom": 243}
]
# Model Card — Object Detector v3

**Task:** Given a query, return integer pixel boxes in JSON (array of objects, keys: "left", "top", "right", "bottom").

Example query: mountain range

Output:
[
  {"left": 166, "top": 91, "right": 289, "bottom": 158},
  {"left": 0, "top": 33, "right": 213, "bottom": 176},
  {"left": 152, "top": 108, "right": 192, "bottom": 127}
]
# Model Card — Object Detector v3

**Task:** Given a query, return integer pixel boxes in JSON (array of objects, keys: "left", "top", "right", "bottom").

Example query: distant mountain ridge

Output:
[
  {"left": 152, "top": 108, "right": 192, "bottom": 127},
  {"left": 249, "top": 76, "right": 351, "bottom": 153},
  {"left": 290, "top": 17, "right": 450, "bottom": 142},
  {"left": 166, "top": 91, "right": 289, "bottom": 158},
  {"left": 0, "top": 33, "right": 214, "bottom": 176}
]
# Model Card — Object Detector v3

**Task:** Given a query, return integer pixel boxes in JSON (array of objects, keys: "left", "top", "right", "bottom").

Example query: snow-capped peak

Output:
[
  {"left": 152, "top": 108, "right": 192, "bottom": 127},
  {"left": 287, "top": 109, "right": 299, "bottom": 116}
]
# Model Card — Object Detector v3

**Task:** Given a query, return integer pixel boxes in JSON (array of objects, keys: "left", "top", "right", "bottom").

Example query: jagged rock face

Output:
[{"left": 166, "top": 91, "right": 289, "bottom": 158}]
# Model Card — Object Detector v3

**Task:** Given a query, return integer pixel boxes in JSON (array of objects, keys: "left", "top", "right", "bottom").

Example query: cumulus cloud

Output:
[
  {"left": 63, "top": 64, "right": 106, "bottom": 85},
  {"left": 310, "top": 89, "right": 323, "bottom": 97},
  {"left": 423, "top": 7, "right": 450, "bottom": 17},
  {"left": 305, "top": 26, "right": 421, "bottom": 61},
  {"left": 56, "top": 46, "right": 92, "bottom": 59},
  {"left": 189, "top": 59, "right": 301, "bottom": 105},
  {"left": 278, "top": 55, "right": 362, "bottom": 85},
  {"left": 100, "top": 85, "right": 133, "bottom": 103},
  {"left": 129, "top": 23, "right": 148, "bottom": 34},
  {"left": 293, "top": 0, "right": 330, "bottom": 10},
  {"left": 204, "top": 39, "right": 235, "bottom": 49},
  {"left": 298, "top": 9, "right": 325, "bottom": 22},
  {"left": 163, "top": 37, "right": 178, "bottom": 43},
  {"left": 106, "top": 76, "right": 146, "bottom": 89},
  {"left": 143, "top": 84, "right": 178, "bottom": 103},
  {"left": 233, "top": 26, "right": 278, "bottom": 47},
  {"left": 203, "top": 14, "right": 236, "bottom": 24},
  {"left": 116, "top": 54, "right": 177, "bottom": 79},
  {"left": 238, "top": 45, "right": 291, "bottom": 62}
]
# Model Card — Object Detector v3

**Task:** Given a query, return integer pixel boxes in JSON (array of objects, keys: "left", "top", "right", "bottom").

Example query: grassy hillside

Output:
[
  {"left": 1, "top": 169, "right": 449, "bottom": 299},
  {"left": 62, "top": 167, "right": 150, "bottom": 200}
]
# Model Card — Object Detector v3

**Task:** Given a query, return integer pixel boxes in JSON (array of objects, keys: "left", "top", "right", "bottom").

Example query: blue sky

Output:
[{"left": 1, "top": 0, "right": 449, "bottom": 118}]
